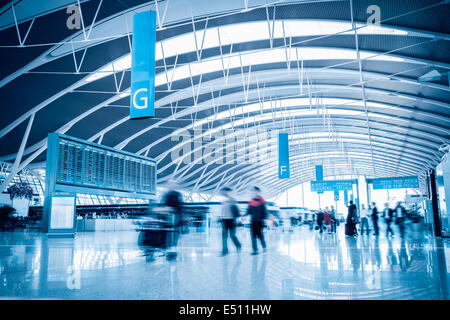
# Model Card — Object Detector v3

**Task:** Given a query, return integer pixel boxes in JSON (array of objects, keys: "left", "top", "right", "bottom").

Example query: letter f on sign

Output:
[{"left": 278, "top": 133, "right": 290, "bottom": 178}]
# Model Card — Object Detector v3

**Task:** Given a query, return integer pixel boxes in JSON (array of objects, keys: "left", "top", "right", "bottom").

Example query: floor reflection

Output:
[{"left": 0, "top": 226, "right": 448, "bottom": 300}]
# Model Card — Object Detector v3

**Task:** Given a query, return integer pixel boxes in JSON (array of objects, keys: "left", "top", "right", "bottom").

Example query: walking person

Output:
[
  {"left": 371, "top": 202, "right": 379, "bottom": 236},
  {"left": 345, "top": 200, "right": 358, "bottom": 237},
  {"left": 330, "top": 205, "right": 337, "bottom": 233},
  {"left": 324, "top": 207, "right": 332, "bottom": 233},
  {"left": 316, "top": 209, "right": 324, "bottom": 234},
  {"left": 220, "top": 187, "right": 242, "bottom": 256},
  {"left": 159, "top": 180, "right": 184, "bottom": 260},
  {"left": 246, "top": 186, "right": 268, "bottom": 255},
  {"left": 162, "top": 182, "right": 184, "bottom": 236},
  {"left": 382, "top": 202, "right": 394, "bottom": 237},
  {"left": 359, "top": 204, "right": 370, "bottom": 235},
  {"left": 394, "top": 201, "right": 407, "bottom": 238}
]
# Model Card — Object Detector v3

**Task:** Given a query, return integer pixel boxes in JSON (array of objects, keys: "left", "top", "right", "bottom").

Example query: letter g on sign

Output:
[{"left": 133, "top": 88, "right": 149, "bottom": 109}]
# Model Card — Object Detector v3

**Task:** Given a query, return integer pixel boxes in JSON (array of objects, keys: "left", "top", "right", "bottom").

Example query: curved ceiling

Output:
[{"left": 0, "top": 0, "right": 449, "bottom": 197}]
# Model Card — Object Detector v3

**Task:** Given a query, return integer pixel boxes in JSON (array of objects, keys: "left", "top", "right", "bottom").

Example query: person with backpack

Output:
[
  {"left": 220, "top": 187, "right": 242, "bottom": 256},
  {"left": 246, "top": 186, "right": 268, "bottom": 255}
]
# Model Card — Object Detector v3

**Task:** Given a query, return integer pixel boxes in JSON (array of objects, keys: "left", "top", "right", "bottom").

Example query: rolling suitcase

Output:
[{"left": 345, "top": 223, "right": 355, "bottom": 236}]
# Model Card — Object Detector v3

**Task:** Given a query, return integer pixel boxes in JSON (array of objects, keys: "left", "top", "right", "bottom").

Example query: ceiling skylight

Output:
[{"left": 85, "top": 19, "right": 409, "bottom": 83}]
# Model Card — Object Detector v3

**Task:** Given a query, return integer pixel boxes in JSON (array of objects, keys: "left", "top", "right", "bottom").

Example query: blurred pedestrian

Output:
[
  {"left": 394, "top": 201, "right": 407, "bottom": 238},
  {"left": 330, "top": 205, "right": 337, "bottom": 232},
  {"left": 324, "top": 207, "right": 332, "bottom": 233},
  {"left": 359, "top": 204, "right": 370, "bottom": 235},
  {"left": 246, "top": 186, "right": 268, "bottom": 255},
  {"left": 220, "top": 187, "right": 242, "bottom": 256},
  {"left": 162, "top": 180, "right": 184, "bottom": 248},
  {"left": 371, "top": 202, "right": 379, "bottom": 236},
  {"left": 317, "top": 209, "right": 324, "bottom": 234},
  {"left": 382, "top": 202, "right": 394, "bottom": 237}
]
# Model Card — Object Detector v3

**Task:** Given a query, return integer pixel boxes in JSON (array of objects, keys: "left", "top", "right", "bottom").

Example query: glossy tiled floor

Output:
[{"left": 0, "top": 223, "right": 449, "bottom": 300}]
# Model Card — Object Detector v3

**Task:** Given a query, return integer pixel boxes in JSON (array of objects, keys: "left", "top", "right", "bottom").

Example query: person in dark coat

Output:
[
  {"left": 161, "top": 180, "right": 184, "bottom": 246},
  {"left": 346, "top": 200, "right": 358, "bottom": 236},
  {"left": 371, "top": 202, "right": 379, "bottom": 236},
  {"left": 246, "top": 186, "right": 268, "bottom": 255},
  {"left": 162, "top": 189, "right": 183, "bottom": 226},
  {"left": 316, "top": 209, "right": 324, "bottom": 233}
]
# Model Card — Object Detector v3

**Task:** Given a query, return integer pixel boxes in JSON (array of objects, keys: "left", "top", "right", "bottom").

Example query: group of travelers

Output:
[
  {"left": 160, "top": 182, "right": 269, "bottom": 257},
  {"left": 156, "top": 180, "right": 413, "bottom": 261},
  {"left": 219, "top": 186, "right": 268, "bottom": 256},
  {"left": 316, "top": 206, "right": 337, "bottom": 234},
  {"left": 344, "top": 200, "right": 409, "bottom": 238}
]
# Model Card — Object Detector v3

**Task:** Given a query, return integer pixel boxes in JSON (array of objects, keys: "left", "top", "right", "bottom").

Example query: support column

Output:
[
  {"left": 441, "top": 155, "right": 450, "bottom": 234},
  {"left": 302, "top": 183, "right": 304, "bottom": 207},
  {"left": 429, "top": 169, "right": 442, "bottom": 237},
  {"left": 318, "top": 193, "right": 321, "bottom": 209},
  {"left": 0, "top": 113, "right": 35, "bottom": 193},
  {"left": 355, "top": 179, "right": 360, "bottom": 212}
]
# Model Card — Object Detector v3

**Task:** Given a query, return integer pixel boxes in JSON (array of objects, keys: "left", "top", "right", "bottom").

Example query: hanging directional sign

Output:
[
  {"left": 367, "top": 176, "right": 419, "bottom": 190},
  {"left": 311, "top": 179, "right": 355, "bottom": 192},
  {"left": 278, "top": 133, "right": 290, "bottom": 178},
  {"left": 315, "top": 165, "right": 323, "bottom": 181},
  {"left": 130, "top": 11, "right": 156, "bottom": 119}
]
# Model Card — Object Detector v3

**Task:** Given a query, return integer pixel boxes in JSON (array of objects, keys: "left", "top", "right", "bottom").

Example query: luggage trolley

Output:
[{"left": 135, "top": 206, "right": 179, "bottom": 261}]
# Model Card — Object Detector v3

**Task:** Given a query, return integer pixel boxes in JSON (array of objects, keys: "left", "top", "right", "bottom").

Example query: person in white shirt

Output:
[
  {"left": 359, "top": 204, "right": 370, "bottom": 235},
  {"left": 220, "top": 187, "right": 242, "bottom": 256}
]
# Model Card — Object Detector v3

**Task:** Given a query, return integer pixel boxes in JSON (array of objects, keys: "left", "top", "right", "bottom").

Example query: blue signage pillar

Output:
[
  {"left": 278, "top": 133, "right": 290, "bottom": 178},
  {"left": 130, "top": 11, "right": 156, "bottom": 119}
]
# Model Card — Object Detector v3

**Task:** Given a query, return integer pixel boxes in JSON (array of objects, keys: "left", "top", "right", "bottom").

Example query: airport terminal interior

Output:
[{"left": 0, "top": 0, "right": 449, "bottom": 300}]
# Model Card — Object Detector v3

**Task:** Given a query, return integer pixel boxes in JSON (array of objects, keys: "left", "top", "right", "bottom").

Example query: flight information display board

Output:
[
  {"left": 311, "top": 179, "right": 356, "bottom": 192},
  {"left": 43, "top": 133, "right": 157, "bottom": 234},
  {"left": 51, "top": 134, "right": 156, "bottom": 195},
  {"left": 368, "top": 176, "right": 419, "bottom": 190}
]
